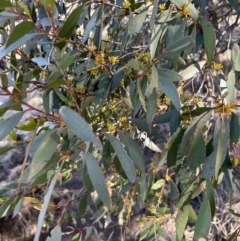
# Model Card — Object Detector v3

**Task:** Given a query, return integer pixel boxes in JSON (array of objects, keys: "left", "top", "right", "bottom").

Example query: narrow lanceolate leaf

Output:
[
  {"left": 128, "top": 7, "right": 147, "bottom": 35},
  {"left": 105, "top": 133, "right": 136, "bottom": 183},
  {"left": 181, "top": 111, "right": 212, "bottom": 157},
  {"left": 118, "top": 130, "right": 145, "bottom": 174},
  {"left": 202, "top": 116, "right": 229, "bottom": 179},
  {"left": 158, "top": 68, "right": 182, "bottom": 82},
  {"left": 56, "top": 5, "right": 84, "bottom": 49},
  {"left": 0, "top": 112, "right": 23, "bottom": 141},
  {"left": 206, "top": 180, "right": 215, "bottom": 219},
  {"left": 227, "top": 69, "right": 237, "bottom": 103},
  {"left": 231, "top": 44, "right": 240, "bottom": 71},
  {"left": 167, "top": 127, "right": 183, "bottom": 167},
  {"left": 85, "top": 152, "right": 111, "bottom": 209},
  {"left": 162, "top": 36, "right": 193, "bottom": 55},
  {"left": 150, "top": 24, "right": 165, "bottom": 60},
  {"left": 176, "top": 205, "right": 189, "bottom": 241},
  {"left": 230, "top": 112, "right": 239, "bottom": 144},
  {"left": 0, "top": 33, "right": 39, "bottom": 59},
  {"left": 194, "top": 193, "right": 211, "bottom": 239},
  {"left": 186, "top": 134, "right": 206, "bottom": 169},
  {"left": 146, "top": 65, "right": 159, "bottom": 97},
  {"left": 82, "top": 7, "right": 99, "bottom": 43},
  {"left": 136, "top": 78, "right": 146, "bottom": 112},
  {"left": 199, "top": 16, "right": 216, "bottom": 64},
  {"left": 59, "top": 106, "right": 102, "bottom": 150},
  {"left": 34, "top": 169, "right": 60, "bottom": 241},
  {"left": 29, "top": 133, "right": 59, "bottom": 180},
  {"left": 159, "top": 77, "right": 181, "bottom": 111},
  {"left": 146, "top": 88, "right": 157, "bottom": 133},
  {"left": 6, "top": 21, "right": 35, "bottom": 48}
]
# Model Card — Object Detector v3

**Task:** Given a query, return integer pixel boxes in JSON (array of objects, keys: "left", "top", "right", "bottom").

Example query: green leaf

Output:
[
  {"left": 29, "top": 133, "right": 59, "bottom": 180},
  {"left": 170, "top": 107, "right": 181, "bottom": 135},
  {"left": 128, "top": 7, "right": 147, "bottom": 35},
  {"left": 194, "top": 193, "right": 211, "bottom": 239},
  {"left": 159, "top": 76, "right": 181, "bottom": 111},
  {"left": 177, "top": 182, "right": 194, "bottom": 208},
  {"left": 118, "top": 130, "right": 145, "bottom": 174},
  {"left": 136, "top": 77, "right": 146, "bottom": 112},
  {"left": 56, "top": 5, "right": 85, "bottom": 50},
  {"left": 0, "top": 0, "right": 12, "bottom": 9},
  {"left": 85, "top": 152, "right": 111, "bottom": 209},
  {"left": 29, "top": 129, "right": 56, "bottom": 153},
  {"left": 102, "top": 139, "right": 112, "bottom": 170},
  {"left": 17, "top": 117, "right": 37, "bottom": 131},
  {"left": 79, "top": 192, "right": 90, "bottom": 216},
  {"left": 0, "top": 33, "right": 39, "bottom": 59},
  {"left": 228, "top": 230, "right": 238, "bottom": 241},
  {"left": 0, "top": 146, "right": 13, "bottom": 155},
  {"left": 110, "top": 67, "right": 125, "bottom": 91},
  {"left": 158, "top": 68, "right": 182, "bottom": 82},
  {"left": 231, "top": 44, "right": 240, "bottom": 71},
  {"left": 199, "top": 16, "right": 216, "bottom": 64},
  {"left": 206, "top": 180, "right": 215, "bottom": 219},
  {"left": 176, "top": 205, "right": 189, "bottom": 241},
  {"left": 162, "top": 36, "right": 193, "bottom": 56},
  {"left": 202, "top": 116, "right": 229, "bottom": 179},
  {"left": 59, "top": 106, "right": 102, "bottom": 150},
  {"left": 229, "top": 208, "right": 240, "bottom": 218},
  {"left": 138, "top": 173, "right": 147, "bottom": 208},
  {"left": 146, "top": 65, "right": 159, "bottom": 96},
  {"left": 230, "top": 112, "right": 239, "bottom": 144},
  {"left": 34, "top": 169, "right": 60, "bottom": 241},
  {"left": 93, "top": 6, "right": 103, "bottom": 51},
  {"left": 105, "top": 133, "right": 136, "bottom": 183},
  {"left": 45, "top": 79, "right": 68, "bottom": 90},
  {"left": 181, "top": 111, "right": 212, "bottom": 157},
  {"left": 82, "top": 7, "right": 99, "bottom": 43},
  {"left": 167, "top": 127, "right": 183, "bottom": 167},
  {"left": 17, "top": 2, "right": 31, "bottom": 17},
  {"left": 186, "top": 133, "right": 206, "bottom": 169},
  {"left": 228, "top": 0, "right": 238, "bottom": 12},
  {"left": 46, "top": 226, "right": 62, "bottom": 241},
  {"left": 183, "top": 23, "right": 196, "bottom": 58},
  {"left": 0, "top": 73, "right": 8, "bottom": 87},
  {"left": 150, "top": 24, "right": 166, "bottom": 60},
  {"left": 180, "top": 60, "right": 206, "bottom": 81},
  {"left": 153, "top": 110, "right": 171, "bottom": 124},
  {"left": 82, "top": 163, "right": 94, "bottom": 191},
  {"left": 113, "top": 155, "right": 128, "bottom": 180},
  {"left": 151, "top": 179, "right": 165, "bottom": 190},
  {"left": 6, "top": 21, "right": 35, "bottom": 48},
  {"left": 188, "top": 205, "right": 197, "bottom": 223},
  {"left": 227, "top": 69, "right": 237, "bottom": 103},
  {"left": 0, "top": 112, "right": 23, "bottom": 141},
  {"left": 48, "top": 55, "right": 75, "bottom": 82},
  {"left": 169, "top": 180, "right": 180, "bottom": 203},
  {"left": 146, "top": 88, "right": 157, "bottom": 132},
  {"left": 39, "top": 0, "right": 55, "bottom": 9},
  {"left": 31, "top": 153, "right": 60, "bottom": 185}
]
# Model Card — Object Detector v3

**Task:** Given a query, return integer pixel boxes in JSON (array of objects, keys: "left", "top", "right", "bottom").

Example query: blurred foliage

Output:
[{"left": 0, "top": 0, "right": 240, "bottom": 240}]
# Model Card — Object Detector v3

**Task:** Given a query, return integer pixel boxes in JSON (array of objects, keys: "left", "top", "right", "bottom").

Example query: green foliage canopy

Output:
[{"left": 0, "top": 0, "right": 240, "bottom": 240}]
